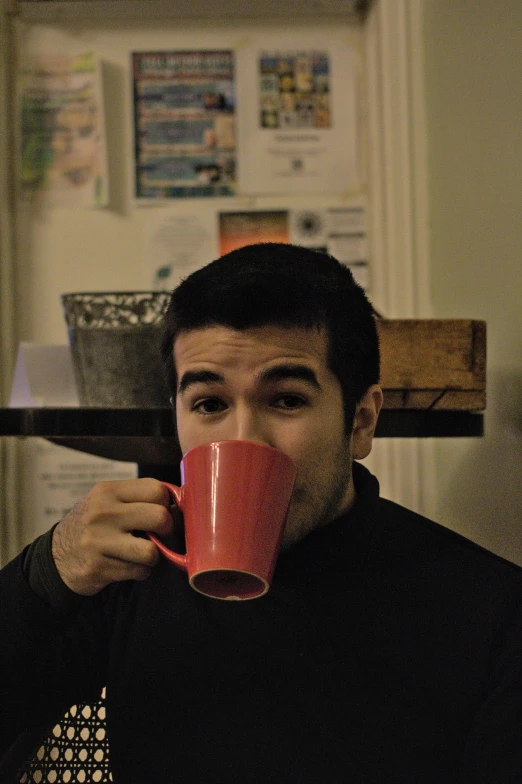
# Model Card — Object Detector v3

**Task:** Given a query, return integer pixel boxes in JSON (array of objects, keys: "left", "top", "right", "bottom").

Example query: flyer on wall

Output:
[
  {"left": 236, "top": 33, "right": 359, "bottom": 196},
  {"left": 19, "top": 51, "right": 108, "bottom": 207},
  {"left": 145, "top": 206, "right": 220, "bottom": 289},
  {"left": 219, "top": 205, "right": 369, "bottom": 289},
  {"left": 132, "top": 50, "right": 236, "bottom": 199},
  {"left": 145, "top": 202, "right": 369, "bottom": 292},
  {"left": 21, "top": 439, "right": 136, "bottom": 541}
]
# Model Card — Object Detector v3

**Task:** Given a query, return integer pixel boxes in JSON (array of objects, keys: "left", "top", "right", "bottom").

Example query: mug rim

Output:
[
  {"left": 189, "top": 568, "right": 269, "bottom": 601},
  {"left": 182, "top": 439, "right": 295, "bottom": 464}
]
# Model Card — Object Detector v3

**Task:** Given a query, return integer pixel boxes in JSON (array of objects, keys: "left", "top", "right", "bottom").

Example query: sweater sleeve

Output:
[
  {"left": 0, "top": 539, "right": 109, "bottom": 767},
  {"left": 23, "top": 526, "right": 84, "bottom": 611}
]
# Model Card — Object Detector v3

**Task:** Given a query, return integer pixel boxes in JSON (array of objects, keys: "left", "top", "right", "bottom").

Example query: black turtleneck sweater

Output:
[{"left": 1, "top": 463, "right": 522, "bottom": 783}]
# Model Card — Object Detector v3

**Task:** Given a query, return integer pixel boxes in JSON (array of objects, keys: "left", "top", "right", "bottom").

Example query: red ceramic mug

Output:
[{"left": 148, "top": 440, "right": 296, "bottom": 600}]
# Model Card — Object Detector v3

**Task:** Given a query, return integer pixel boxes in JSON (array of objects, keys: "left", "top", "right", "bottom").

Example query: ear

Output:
[{"left": 351, "top": 385, "right": 383, "bottom": 460}]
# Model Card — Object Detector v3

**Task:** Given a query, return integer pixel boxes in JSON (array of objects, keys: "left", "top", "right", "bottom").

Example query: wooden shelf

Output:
[
  {"left": 0, "top": 320, "right": 487, "bottom": 467},
  {"left": 378, "top": 319, "right": 486, "bottom": 411}
]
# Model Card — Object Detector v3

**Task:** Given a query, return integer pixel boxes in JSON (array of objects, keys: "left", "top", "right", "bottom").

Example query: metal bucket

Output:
[{"left": 62, "top": 292, "right": 171, "bottom": 407}]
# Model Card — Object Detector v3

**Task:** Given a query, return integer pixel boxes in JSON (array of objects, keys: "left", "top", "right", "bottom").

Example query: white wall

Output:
[
  {"left": 14, "top": 18, "right": 364, "bottom": 344},
  {"left": 13, "top": 2, "right": 522, "bottom": 565},
  {"left": 9, "top": 15, "right": 366, "bottom": 551},
  {"left": 423, "top": 0, "right": 522, "bottom": 564}
]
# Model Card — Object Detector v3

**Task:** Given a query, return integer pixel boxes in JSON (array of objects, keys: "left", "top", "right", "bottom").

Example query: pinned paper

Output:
[
  {"left": 9, "top": 343, "right": 79, "bottom": 407},
  {"left": 21, "top": 438, "right": 137, "bottom": 542}
]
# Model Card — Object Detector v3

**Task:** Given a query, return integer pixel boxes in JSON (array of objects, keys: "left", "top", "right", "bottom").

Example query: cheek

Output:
[
  {"left": 280, "top": 412, "right": 341, "bottom": 471},
  {"left": 273, "top": 434, "right": 314, "bottom": 482},
  {"left": 285, "top": 441, "right": 327, "bottom": 494},
  {"left": 295, "top": 424, "right": 351, "bottom": 485}
]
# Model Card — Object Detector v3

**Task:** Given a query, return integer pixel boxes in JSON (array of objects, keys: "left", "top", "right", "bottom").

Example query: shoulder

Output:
[
  {"left": 381, "top": 496, "right": 519, "bottom": 567},
  {"left": 353, "top": 461, "right": 522, "bottom": 584},
  {"left": 373, "top": 496, "right": 522, "bottom": 606}
]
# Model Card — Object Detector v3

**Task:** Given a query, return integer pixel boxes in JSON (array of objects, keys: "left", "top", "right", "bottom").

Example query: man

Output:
[{"left": 1, "top": 243, "right": 522, "bottom": 782}]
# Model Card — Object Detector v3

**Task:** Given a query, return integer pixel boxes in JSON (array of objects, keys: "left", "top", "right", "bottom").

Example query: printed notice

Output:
[
  {"left": 133, "top": 50, "right": 236, "bottom": 199},
  {"left": 145, "top": 207, "right": 219, "bottom": 290},
  {"left": 218, "top": 204, "right": 369, "bottom": 289},
  {"left": 20, "top": 439, "right": 136, "bottom": 543},
  {"left": 237, "top": 34, "right": 359, "bottom": 196},
  {"left": 145, "top": 201, "right": 369, "bottom": 292}
]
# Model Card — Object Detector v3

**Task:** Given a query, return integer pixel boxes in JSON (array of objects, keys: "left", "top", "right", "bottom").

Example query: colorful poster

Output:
[
  {"left": 218, "top": 205, "right": 369, "bottom": 289},
  {"left": 237, "top": 34, "right": 358, "bottom": 196},
  {"left": 258, "top": 52, "right": 331, "bottom": 131},
  {"left": 144, "top": 203, "right": 368, "bottom": 292},
  {"left": 132, "top": 50, "right": 236, "bottom": 199},
  {"left": 219, "top": 210, "right": 288, "bottom": 256},
  {"left": 19, "top": 52, "right": 108, "bottom": 207}
]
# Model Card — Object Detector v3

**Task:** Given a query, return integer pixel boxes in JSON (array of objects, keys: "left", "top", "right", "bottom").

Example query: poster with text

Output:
[
  {"left": 19, "top": 52, "right": 108, "bottom": 207},
  {"left": 218, "top": 206, "right": 369, "bottom": 289},
  {"left": 144, "top": 202, "right": 368, "bottom": 292},
  {"left": 145, "top": 207, "right": 219, "bottom": 290},
  {"left": 133, "top": 50, "right": 236, "bottom": 199},
  {"left": 20, "top": 439, "right": 136, "bottom": 543},
  {"left": 237, "top": 34, "right": 359, "bottom": 196}
]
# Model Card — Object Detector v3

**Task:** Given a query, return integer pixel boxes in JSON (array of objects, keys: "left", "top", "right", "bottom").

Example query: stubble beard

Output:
[{"left": 280, "top": 436, "right": 354, "bottom": 551}]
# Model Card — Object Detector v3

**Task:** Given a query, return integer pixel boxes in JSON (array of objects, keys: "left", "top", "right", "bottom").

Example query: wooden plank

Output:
[
  {"left": 377, "top": 320, "right": 486, "bottom": 411},
  {"left": 381, "top": 389, "right": 486, "bottom": 411}
]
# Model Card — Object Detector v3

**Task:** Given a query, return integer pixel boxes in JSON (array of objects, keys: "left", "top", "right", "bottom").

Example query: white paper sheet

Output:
[
  {"left": 145, "top": 207, "right": 220, "bottom": 290},
  {"left": 237, "top": 33, "right": 359, "bottom": 196},
  {"left": 9, "top": 343, "right": 79, "bottom": 407},
  {"left": 21, "top": 439, "right": 137, "bottom": 543},
  {"left": 145, "top": 200, "right": 369, "bottom": 292},
  {"left": 218, "top": 202, "right": 370, "bottom": 289}
]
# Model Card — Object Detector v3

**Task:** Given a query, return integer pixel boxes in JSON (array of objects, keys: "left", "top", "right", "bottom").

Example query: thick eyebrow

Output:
[
  {"left": 259, "top": 364, "right": 321, "bottom": 390},
  {"left": 178, "top": 369, "right": 225, "bottom": 395}
]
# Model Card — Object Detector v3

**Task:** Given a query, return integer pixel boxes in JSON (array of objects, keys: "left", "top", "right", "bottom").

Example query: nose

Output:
[{"left": 231, "top": 405, "right": 272, "bottom": 447}]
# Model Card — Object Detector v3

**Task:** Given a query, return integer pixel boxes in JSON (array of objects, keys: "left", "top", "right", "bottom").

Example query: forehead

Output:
[{"left": 173, "top": 324, "right": 330, "bottom": 377}]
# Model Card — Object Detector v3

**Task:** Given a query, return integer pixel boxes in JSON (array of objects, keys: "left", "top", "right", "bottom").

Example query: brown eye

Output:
[
  {"left": 194, "top": 398, "right": 226, "bottom": 414},
  {"left": 274, "top": 395, "right": 305, "bottom": 410}
]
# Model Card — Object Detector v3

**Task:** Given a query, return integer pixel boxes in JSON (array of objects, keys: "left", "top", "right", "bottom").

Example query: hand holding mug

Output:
[
  {"left": 148, "top": 440, "right": 296, "bottom": 600},
  {"left": 52, "top": 478, "right": 174, "bottom": 596}
]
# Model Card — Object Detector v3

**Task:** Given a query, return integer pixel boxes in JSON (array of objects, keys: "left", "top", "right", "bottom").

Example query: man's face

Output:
[{"left": 174, "top": 324, "right": 381, "bottom": 549}]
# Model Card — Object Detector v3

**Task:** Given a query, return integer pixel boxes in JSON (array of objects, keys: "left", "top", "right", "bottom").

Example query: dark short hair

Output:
[{"left": 161, "top": 242, "right": 380, "bottom": 429}]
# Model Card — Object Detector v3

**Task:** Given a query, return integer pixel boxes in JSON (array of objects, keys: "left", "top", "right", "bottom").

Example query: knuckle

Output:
[
  {"left": 155, "top": 505, "right": 172, "bottom": 527},
  {"left": 139, "top": 476, "right": 164, "bottom": 497},
  {"left": 159, "top": 513, "right": 174, "bottom": 538},
  {"left": 89, "top": 480, "right": 113, "bottom": 498},
  {"left": 79, "top": 525, "right": 98, "bottom": 552},
  {"left": 130, "top": 536, "right": 158, "bottom": 566},
  {"left": 142, "top": 539, "right": 160, "bottom": 565}
]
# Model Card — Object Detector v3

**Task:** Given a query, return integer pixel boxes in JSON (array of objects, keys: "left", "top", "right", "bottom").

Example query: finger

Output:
[
  {"left": 109, "top": 477, "right": 172, "bottom": 506},
  {"left": 136, "top": 502, "right": 183, "bottom": 536},
  {"left": 102, "top": 531, "right": 161, "bottom": 568},
  {"left": 108, "top": 502, "right": 174, "bottom": 538}
]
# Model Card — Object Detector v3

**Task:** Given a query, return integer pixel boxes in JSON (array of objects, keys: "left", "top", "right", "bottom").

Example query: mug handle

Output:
[{"left": 147, "top": 481, "right": 188, "bottom": 572}]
